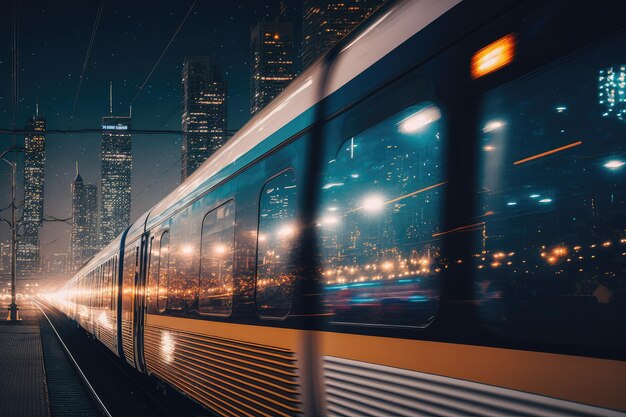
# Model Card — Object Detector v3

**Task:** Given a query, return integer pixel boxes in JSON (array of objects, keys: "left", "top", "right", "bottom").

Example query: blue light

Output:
[
  {"left": 506, "top": 201, "right": 518, "bottom": 206},
  {"left": 350, "top": 298, "right": 376, "bottom": 304},
  {"left": 529, "top": 194, "right": 540, "bottom": 198}
]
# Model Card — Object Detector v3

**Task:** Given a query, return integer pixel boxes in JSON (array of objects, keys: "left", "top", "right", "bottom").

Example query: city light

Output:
[
  {"left": 398, "top": 105, "right": 441, "bottom": 133},
  {"left": 361, "top": 194, "right": 386, "bottom": 213},
  {"left": 506, "top": 201, "right": 517, "bottom": 206},
  {"left": 213, "top": 244, "right": 228, "bottom": 255},
  {"left": 277, "top": 223, "right": 297, "bottom": 238},
  {"left": 539, "top": 198, "right": 553, "bottom": 204},
  {"left": 482, "top": 120, "right": 505, "bottom": 133},
  {"left": 530, "top": 194, "right": 540, "bottom": 198},
  {"left": 322, "top": 182, "right": 344, "bottom": 189},
  {"left": 320, "top": 215, "right": 340, "bottom": 227},
  {"left": 603, "top": 159, "right": 625, "bottom": 170}
]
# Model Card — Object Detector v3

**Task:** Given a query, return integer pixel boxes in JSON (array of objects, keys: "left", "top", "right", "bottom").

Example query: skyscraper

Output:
[
  {"left": 250, "top": 18, "right": 297, "bottom": 116},
  {"left": 17, "top": 111, "right": 46, "bottom": 277},
  {"left": 599, "top": 66, "right": 626, "bottom": 121},
  {"left": 181, "top": 56, "right": 228, "bottom": 181},
  {"left": 100, "top": 86, "right": 132, "bottom": 246},
  {"left": 71, "top": 163, "right": 99, "bottom": 272},
  {"left": 302, "top": 0, "right": 387, "bottom": 69},
  {"left": 49, "top": 253, "right": 69, "bottom": 275},
  {"left": 0, "top": 242, "right": 10, "bottom": 275}
]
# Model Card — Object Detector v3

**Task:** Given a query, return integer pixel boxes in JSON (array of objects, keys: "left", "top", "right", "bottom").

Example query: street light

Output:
[{"left": 0, "top": 145, "right": 23, "bottom": 321}]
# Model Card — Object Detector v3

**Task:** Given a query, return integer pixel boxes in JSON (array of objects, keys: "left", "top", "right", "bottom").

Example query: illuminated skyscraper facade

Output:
[
  {"left": 100, "top": 116, "right": 132, "bottom": 246},
  {"left": 181, "top": 56, "right": 228, "bottom": 181},
  {"left": 599, "top": 66, "right": 626, "bottom": 121},
  {"left": 17, "top": 114, "right": 46, "bottom": 276},
  {"left": 71, "top": 163, "right": 99, "bottom": 272},
  {"left": 302, "top": 0, "right": 387, "bottom": 69},
  {"left": 250, "top": 19, "right": 296, "bottom": 116}
]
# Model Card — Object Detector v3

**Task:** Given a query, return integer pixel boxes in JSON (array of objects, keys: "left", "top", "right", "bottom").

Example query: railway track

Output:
[{"left": 32, "top": 298, "right": 211, "bottom": 417}]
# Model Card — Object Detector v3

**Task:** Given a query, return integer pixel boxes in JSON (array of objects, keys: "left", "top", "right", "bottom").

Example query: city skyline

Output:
[
  {"left": 0, "top": 0, "right": 387, "bottom": 273},
  {"left": 0, "top": 0, "right": 303, "bottom": 263}
]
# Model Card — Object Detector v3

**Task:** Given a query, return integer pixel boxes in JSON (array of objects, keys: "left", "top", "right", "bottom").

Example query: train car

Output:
[
  {"left": 57, "top": 228, "right": 128, "bottom": 358},
  {"left": 55, "top": 0, "right": 626, "bottom": 415}
]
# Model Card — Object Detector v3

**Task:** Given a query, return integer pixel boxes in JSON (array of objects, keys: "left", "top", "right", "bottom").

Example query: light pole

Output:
[{"left": 1, "top": 146, "right": 23, "bottom": 321}]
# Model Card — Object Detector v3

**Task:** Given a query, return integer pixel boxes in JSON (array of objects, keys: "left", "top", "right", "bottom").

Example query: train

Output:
[{"left": 51, "top": 0, "right": 626, "bottom": 415}]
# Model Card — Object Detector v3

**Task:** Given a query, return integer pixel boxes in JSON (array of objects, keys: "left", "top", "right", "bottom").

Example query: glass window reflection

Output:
[
  {"left": 477, "top": 34, "right": 626, "bottom": 348},
  {"left": 256, "top": 170, "right": 297, "bottom": 318},
  {"left": 157, "top": 231, "right": 170, "bottom": 313},
  {"left": 199, "top": 201, "right": 235, "bottom": 315},
  {"left": 320, "top": 102, "right": 445, "bottom": 327}
]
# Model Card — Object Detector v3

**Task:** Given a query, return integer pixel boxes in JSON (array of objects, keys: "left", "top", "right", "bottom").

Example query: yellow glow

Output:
[
  {"left": 213, "top": 244, "right": 228, "bottom": 255},
  {"left": 277, "top": 223, "right": 297, "bottom": 238},
  {"left": 471, "top": 34, "right": 515, "bottom": 79}
]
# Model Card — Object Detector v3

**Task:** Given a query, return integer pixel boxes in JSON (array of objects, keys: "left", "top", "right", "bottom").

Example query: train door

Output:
[{"left": 133, "top": 231, "right": 150, "bottom": 373}]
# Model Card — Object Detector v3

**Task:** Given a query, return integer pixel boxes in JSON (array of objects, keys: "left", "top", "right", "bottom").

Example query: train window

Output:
[
  {"left": 199, "top": 201, "right": 235, "bottom": 316},
  {"left": 476, "top": 33, "right": 626, "bottom": 348},
  {"left": 167, "top": 205, "right": 200, "bottom": 313},
  {"left": 256, "top": 170, "right": 298, "bottom": 318},
  {"left": 319, "top": 102, "right": 445, "bottom": 327},
  {"left": 157, "top": 231, "right": 170, "bottom": 313}
]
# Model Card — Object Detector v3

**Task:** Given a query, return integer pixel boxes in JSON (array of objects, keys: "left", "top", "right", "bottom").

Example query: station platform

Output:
[{"left": 0, "top": 299, "right": 101, "bottom": 417}]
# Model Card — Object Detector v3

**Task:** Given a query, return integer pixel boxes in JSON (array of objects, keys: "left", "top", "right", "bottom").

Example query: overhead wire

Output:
[
  {"left": 72, "top": 0, "right": 105, "bottom": 117},
  {"left": 130, "top": 0, "right": 197, "bottom": 105}
]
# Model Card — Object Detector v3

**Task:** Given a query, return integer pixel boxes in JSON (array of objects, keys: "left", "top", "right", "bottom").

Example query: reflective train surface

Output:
[{"left": 52, "top": 0, "right": 626, "bottom": 415}]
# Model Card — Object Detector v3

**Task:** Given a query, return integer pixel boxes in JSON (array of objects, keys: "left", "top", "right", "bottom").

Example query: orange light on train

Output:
[{"left": 471, "top": 34, "right": 515, "bottom": 79}]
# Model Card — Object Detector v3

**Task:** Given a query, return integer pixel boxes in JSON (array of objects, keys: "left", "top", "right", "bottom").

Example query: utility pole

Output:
[
  {"left": 1, "top": 146, "right": 23, "bottom": 321},
  {"left": 9, "top": 159, "right": 18, "bottom": 321}
]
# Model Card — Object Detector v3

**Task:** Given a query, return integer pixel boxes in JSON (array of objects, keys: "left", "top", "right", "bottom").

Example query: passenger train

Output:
[{"left": 52, "top": 0, "right": 626, "bottom": 415}]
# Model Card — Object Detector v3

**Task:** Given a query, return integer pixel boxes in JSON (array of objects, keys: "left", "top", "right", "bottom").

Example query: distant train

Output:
[{"left": 52, "top": 0, "right": 626, "bottom": 415}]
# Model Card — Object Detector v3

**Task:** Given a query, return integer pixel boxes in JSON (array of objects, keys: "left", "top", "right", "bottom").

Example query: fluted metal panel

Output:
[
  {"left": 323, "top": 356, "right": 624, "bottom": 417},
  {"left": 121, "top": 319, "right": 134, "bottom": 366},
  {"left": 95, "top": 310, "right": 117, "bottom": 355},
  {"left": 144, "top": 325, "right": 302, "bottom": 417}
]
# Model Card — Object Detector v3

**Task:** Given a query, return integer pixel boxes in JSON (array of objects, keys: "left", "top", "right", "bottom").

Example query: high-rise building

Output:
[
  {"left": 250, "top": 18, "right": 297, "bottom": 116},
  {"left": 599, "top": 66, "right": 626, "bottom": 121},
  {"left": 49, "top": 253, "right": 69, "bottom": 275},
  {"left": 71, "top": 163, "right": 99, "bottom": 272},
  {"left": 0, "top": 242, "right": 10, "bottom": 275},
  {"left": 17, "top": 111, "right": 46, "bottom": 277},
  {"left": 302, "top": 0, "right": 387, "bottom": 69},
  {"left": 100, "top": 88, "right": 132, "bottom": 247},
  {"left": 181, "top": 56, "right": 228, "bottom": 181}
]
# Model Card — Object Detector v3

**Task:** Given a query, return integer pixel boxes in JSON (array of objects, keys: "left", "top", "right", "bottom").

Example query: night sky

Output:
[{"left": 0, "top": 0, "right": 301, "bottom": 259}]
